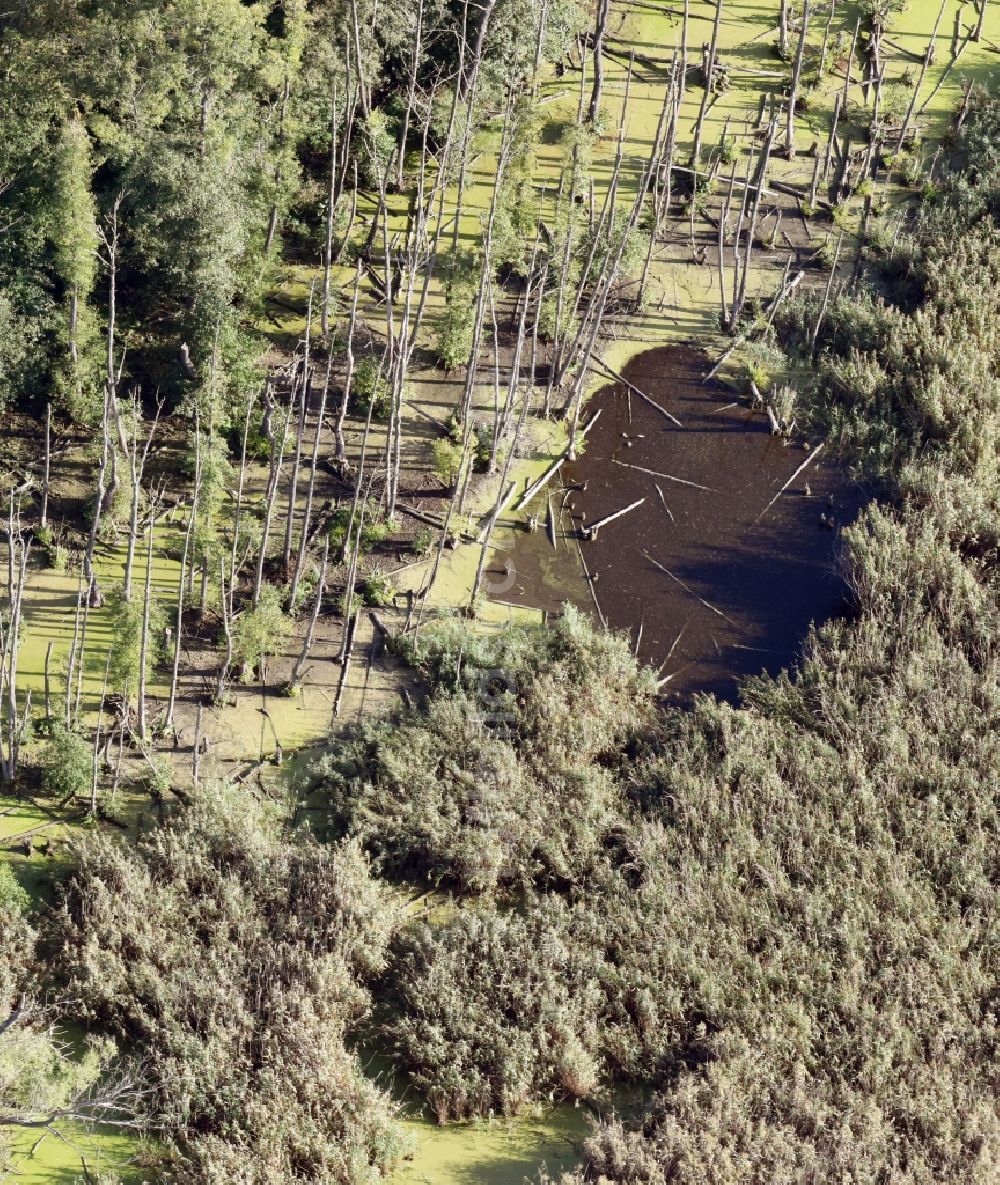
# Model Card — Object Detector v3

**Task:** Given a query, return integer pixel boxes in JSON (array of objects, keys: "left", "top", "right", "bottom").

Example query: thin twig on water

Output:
[{"left": 653, "top": 482, "right": 675, "bottom": 523}]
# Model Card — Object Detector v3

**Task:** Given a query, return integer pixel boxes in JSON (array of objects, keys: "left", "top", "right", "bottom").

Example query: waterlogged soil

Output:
[{"left": 500, "top": 345, "right": 867, "bottom": 702}]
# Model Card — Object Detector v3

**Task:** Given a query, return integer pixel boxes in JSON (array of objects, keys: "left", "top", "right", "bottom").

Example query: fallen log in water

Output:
[
  {"left": 751, "top": 442, "right": 826, "bottom": 527},
  {"left": 516, "top": 451, "right": 569, "bottom": 509},
  {"left": 574, "top": 532, "right": 607, "bottom": 628},
  {"left": 476, "top": 481, "right": 517, "bottom": 543},
  {"left": 594, "top": 359, "right": 683, "bottom": 428},
  {"left": 582, "top": 497, "right": 645, "bottom": 540},
  {"left": 611, "top": 458, "right": 716, "bottom": 493},
  {"left": 643, "top": 551, "right": 737, "bottom": 625}
]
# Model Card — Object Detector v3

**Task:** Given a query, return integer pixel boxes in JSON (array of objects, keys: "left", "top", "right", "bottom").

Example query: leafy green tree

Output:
[
  {"left": 42, "top": 727, "right": 92, "bottom": 802},
  {"left": 50, "top": 116, "right": 100, "bottom": 408},
  {"left": 232, "top": 582, "right": 292, "bottom": 682},
  {"left": 106, "top": 585, "right": 163, "bottom": 707}
]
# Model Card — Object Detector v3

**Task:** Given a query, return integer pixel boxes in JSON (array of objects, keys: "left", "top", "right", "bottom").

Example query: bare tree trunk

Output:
[
  {"left": 44, "top": 640, "right": 53, "bottom": 725},
  {"left": 818, "top": 0, "right": 836, "bottom": 77},
  {"left": 974, "top": 0, "right": 989, "bottom": 41},
  {"left": 165, "top": 456, "right": 198, "bottom": 737},
  {"left": 843, "top": 19, "right": 859, "bottom": 110},
  {"left": 450, "top": 0, "right": 498, "bottom": 255},
  {"left": 588, "top": 0, "right": 611, "bottom": 124},
  {"left": 896, "top": 0, "right": 947, "bottom": 154},
  {"left": 691, "top": 0, "right": 724, "bottom": 167},
  {"left": 91, "top": 649, "right": 112, "bottom": 815},
  {"left": 289, "top": 536, "right": 329, "bottom": 690},
  {"left": 284, "top": 288, "right": 314, "bottom": 574},
  {"left": 264, "top": 70, "right": 292, "bottom": 256},
  {"left": 336, "top": 260, "right": 363, "bottom": 464},
  {"left": 786, "top": 0, "right": 811, "bottom": 158},
  {"left": 192, "top": 702, "right": 203, "bottom": 788},
  {"left": 717, "top": 161, "right": 736, "bottom": 329},
  {"left": 821, "top": 90, "right": 843, "bottom": 188},
  {"left": 290, "top": 352, "right": 332, "bottom": 607},
  {"left": 350, "top": 0, "right": 371, "bottom": 118},
  {"left": 214, "top": 557, "right": 233, "bottom": 704},
  {"left": 72, "top": 587, "right": 91, "bottom": 729},
  {"left": 396, "top": 0, "right": 424, "bottom": 188},
  {"left": 136, "top": 511, "right": 154, "bottom": 740},
  {"left": 0, "top": 502, "right": 30, "bottom": 784},
  {"left": 733, "top": 119, "right": 777, "bottom": 326},
  {"left": 811, "top": 227, "right": 845, "bottom": 352},
  {"left": 779, "top": 0, "right": 790, "bottom": 58},
  {"left": 680, "top": 0, "right": 690, "bottom": 105},
  {"left": 122, "top": 392, "right": 161, "bottom": 601},
  {"left": 253, "top": 396, "right": 293, "bottom": 607},
  {"left": 321, "top": 81, "right": 339, "bottom": 340},
  {"left": 41, "top": 402, "right": 51, "bottom": 529},
  {"left": 229, "top": 393, "right": 256, "bottom": 613},
  {"left": 65, "top": 563, "right": 84, "bottom": 729}
]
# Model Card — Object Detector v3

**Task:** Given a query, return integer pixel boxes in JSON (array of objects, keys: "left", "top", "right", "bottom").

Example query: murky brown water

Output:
[{"left": 494, "top": 345, "right": 867, "bottom": 703}]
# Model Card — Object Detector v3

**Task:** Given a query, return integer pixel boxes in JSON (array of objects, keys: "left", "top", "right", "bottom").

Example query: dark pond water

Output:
[{"left": 491, "top": 345, "right": 868, "bottom": 703}]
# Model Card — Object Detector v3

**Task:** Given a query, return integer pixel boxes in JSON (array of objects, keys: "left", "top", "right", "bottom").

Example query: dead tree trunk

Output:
[
  {"left": 588, "top": 0, "right": 612, "bottom": 124},
  {"left": 165, "top": 444, "right": 200, "bottom": 737},
  {"left": 396, "top": 0, "right": 424, "bottom": 188},
  {"left": 290, "top": 351, "right": 332, "bottom": 607},
  {"left": 283, "top": 288, "right": 314, "bottom": 574},
  {"left": 321, "top": 81, "right": 339, "bottom": 339},
  {"left": 289, "top": 536, "right": 329, "bottom": 690},
  {"left": 691, "top": 0, "right": 725, "bottom": 167},
  {"left": 896, "top": 0, "right": 947, "bottom": 154},
  {"left": 786, "top": 0, "right": 811, "bottom": 158},
  {"left": 253, "top": 396, "right": 293, "bottom": 607},
  {"left": 136, "top": 510, "right": 155, "bottom": 740},
  {"left": 336, "top": 260, "right": 363, "bottom": 465},
  {"left": 41, "top": 403, "right": 51, "bottom": 529}
]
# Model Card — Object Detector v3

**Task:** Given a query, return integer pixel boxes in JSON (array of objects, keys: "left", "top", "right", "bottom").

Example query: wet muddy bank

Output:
[{"left": 492, "top": 345, "right": 868, "bottom": 703}]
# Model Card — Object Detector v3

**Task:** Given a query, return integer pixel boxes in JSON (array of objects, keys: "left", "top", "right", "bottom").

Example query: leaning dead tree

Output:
[{"left": 0, "top": 495, "right": 31, "bottom": 786}]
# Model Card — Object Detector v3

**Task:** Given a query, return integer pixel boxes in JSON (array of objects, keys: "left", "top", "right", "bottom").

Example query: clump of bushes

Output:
[{"left": 52, "top": 788, "right": 408, "bottom": 1183}]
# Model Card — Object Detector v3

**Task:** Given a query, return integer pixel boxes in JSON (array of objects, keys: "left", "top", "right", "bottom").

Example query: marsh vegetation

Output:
[{"left": 1, "top": 0, "right": 999, "bottom": 1182}]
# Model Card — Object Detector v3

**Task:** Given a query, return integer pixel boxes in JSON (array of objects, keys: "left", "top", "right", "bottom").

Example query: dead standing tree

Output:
[
  {"left": 0, "top": 496, "right": 31, "bottom": 786},
  {"left": 785, "top": 0, "right": 810, "bottom": 158},
  {"left": 588, "top": 0, "right": 612, "bottom": 124}
]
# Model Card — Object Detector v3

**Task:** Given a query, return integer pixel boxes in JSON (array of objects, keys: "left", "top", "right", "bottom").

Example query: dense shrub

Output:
[
  {"left": 303, "top": 606, "right": 655, "bottom": 893},
  {"left": 52, "top": 788, "right": 407, "bottom": 1184}
]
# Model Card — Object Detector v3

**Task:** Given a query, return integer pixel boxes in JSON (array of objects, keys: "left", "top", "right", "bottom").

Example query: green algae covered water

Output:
[{"left": 392, "top": 1104, "right": 590, "bottom": 1185}]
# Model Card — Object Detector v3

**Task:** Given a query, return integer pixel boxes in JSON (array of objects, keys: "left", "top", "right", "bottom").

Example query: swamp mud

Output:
[{"left": 492, "top": 345, "right": 868, "bottom": 702}]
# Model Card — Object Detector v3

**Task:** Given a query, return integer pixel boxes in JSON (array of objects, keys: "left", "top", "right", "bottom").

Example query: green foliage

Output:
[
  {"left": 432, "top": 437, "right": 464, "bottom": 486},
  {"left": 0, "top": 864, "right": 29, "bottom": 915},
  {"left": 352, "top": 355, "right": 391, "bottom": 420},
  {"left": 360, "top": 573, "right": 394, "bottom": 608},
  {"left": 327, "top": 501, "right": 393, "bottom": 554},
  {"left": 53, "top": 787, "right": 407, "bottom": 1182},
  {"left": 436, "top": 258, "right": 479, "bottom": 371},
  {"left": 391, "top": 905, "right": 602, "bottom": 1122},
  {"left": 42, "top": 727, "right": 93, "bottom": 802},
  {"left": 412, "top": 527, "right": 435, "bottom": 556},
  {"left": 232, "top": 583, "right": 291, "bottom": 682},
  {"left": 304, "top": 607, "right": 656, "bottom": 895},
  {"left": 0, "top": 293, "right": 38, "bottom": 417},
  {"left": 105, "top": 585, "right": 164, "bottom": 704}
]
